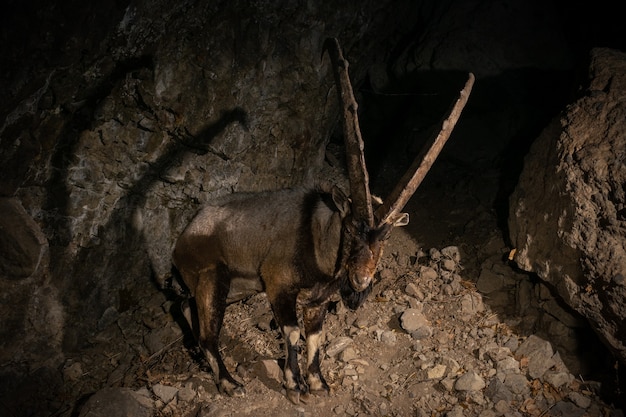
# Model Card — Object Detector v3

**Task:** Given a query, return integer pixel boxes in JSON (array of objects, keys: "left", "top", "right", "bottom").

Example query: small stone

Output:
[
  {"left": 454, "top": 371, "right": 485, "bottom": 391},
  {"left": 258, "top": 359, "right": 282, "bottom": 383},
  {"left": 503, "top": 373, "right": 529, "bottom": 395},
  {"left": 428, "top": 248, "right": 442, "bottom": 261},
  {"left": 340, "top": 346, "right": 358, "bottom": 362},
  {"left": 494, "top": 399, "right": 511, "bottom": 414},
  {"left": 440, "top": 378, "right": 455, "bottom": 392},
  {"left": 419, "top": 266, "right": 438, "bottom": 281},
  {"left": 98, "top": 306, "right": 119, "bottom": 330},
  {"left": 63, "top": 361, "right": 84, "bottom": 382},
  {"left": 442, "top": 258, "right": 457, "bottom": 272},
  {"left": 459, "top": 292, "right": 484, "bottom": 318},
  {"left": 400, "top": 309, "right": 430, "bottom": 332},
  {"left": 405, "top": 282, "right": 422, "bottom": 299},
  {"left": 441, "top": 357, "right": 460, "bottom": 375},
  {"left": 568, "top": 391, "right": 592, "bottom": 409},
  {"left": 441, "top": 246, "right": 460, "bottom": 263},
  {"left": 177, "top": 386, "right": 196, "bottom": 402},
  {"left": 496, "top": 357, "right": 520, "bottom": 375},
  {"left": 354, "top": 316, "right": 369, "bottom": 329},
  {"left": 326, "top": 336, "right": 353, "bottom": 357},
  {"left": 516, "top": 335, "right": 555, "bottom": 379},
  {"left": 426, "top": 364, "right": 447, "bottom": 380},
  {"left": 152, "top": 384, "right": 178, "bottom": 404},
  {"left": 410, "top": 326, "right": 432, "bottom": 340},
  {"left": 380, "top": 330, "right": 397, "bottom": 345},
  {"left": 485, "top": 378, "right": 513, "bottom": 403},
  {"left": 486, "top": 346, "right": 512, "bottom": 362},
  {"left": 543, "top": 371, "right": 572, "bottom": 388},
  {"left": 446, "top": 405, "right": 465, "bottom": 417}
]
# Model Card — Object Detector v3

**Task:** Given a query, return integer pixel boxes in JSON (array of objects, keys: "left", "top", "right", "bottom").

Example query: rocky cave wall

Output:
[{"left": 1, "top": 0, "right": 626, "bottom": 405}]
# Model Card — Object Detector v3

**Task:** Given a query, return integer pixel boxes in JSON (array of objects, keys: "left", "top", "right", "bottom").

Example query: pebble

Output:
[
  {"left": 399, "top": 308, "right": 429, "bottom": 332},
  {"left": 177, "top": 386, "right": 196, "bottom": 402},
  {"left": 485, "top": 378, "right": 513, "bottom": 403},
  {"left": 419, "top": 265, "right": 438, "bottom": 281},
  {"left": 426, "top": 364, "right": 447, "bottom": 380},
  {"left": 410, "top": 326, "right": 433, "bottom": 340},
  {"left": 496, "top": 357, "right": 520, "bottom": 375},
  {"left": 405, "top": 282, "right": 424, "bottom": 300},
  {"left": 326, "top": 336, "right": 353, "bottom": 357},
  {"left": 340, "top": 346, "right": 358, "bottom": 362},
  {"left": 516, "top": 335, "right": 555, "bottom": 379},
  {"left": 258, "top": 359, "right": 282, "bottom": 383},
  {"left": 441, "top": 246, "right": 461, "bottom": 263},
  {"left": 63, "top": 361, "right": 84, "bottom": 382},
  {"left": 454, "top": 371, "right": 485, "bottom": 391},
  {"left": 441, "top": 258, "right": 457, "bottom": 272},
  {"left": 380, "top": 330, "right": 397, "bottom": 345},
  {"left": 503, "top": 373, "right": 529, "bottom": 395},
  {"left": 459, "top": 292, "right": 485, "bottom": 318},
  {"left": 152, "top": 384, "right": 178, "bottom": 404},
  {"left": 568, "top": 391, "right": 592, "bottom": 409},
  {"left": 543, "top": 371, "right": 572, "bottom": 388}
]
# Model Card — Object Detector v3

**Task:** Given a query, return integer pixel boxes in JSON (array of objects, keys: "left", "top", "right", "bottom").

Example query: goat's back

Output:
[{"left": 173, "top": 188, "right": 339, "bottom": 282}]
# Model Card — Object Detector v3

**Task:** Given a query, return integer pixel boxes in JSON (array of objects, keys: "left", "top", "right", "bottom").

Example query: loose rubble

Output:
[{"left": 65, "top": 229, "right": 624, "bottom": 417}]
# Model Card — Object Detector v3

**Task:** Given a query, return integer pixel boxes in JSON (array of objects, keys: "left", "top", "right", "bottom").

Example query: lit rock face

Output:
[{"left": 509, "top": 48, "right": 626, "bottom": 364}]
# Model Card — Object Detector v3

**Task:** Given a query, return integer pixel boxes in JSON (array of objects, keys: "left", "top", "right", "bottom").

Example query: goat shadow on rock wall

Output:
[
  {"left": 29, "top": 55, "right": 248, "bottom": 417},
  {"left": 62, "top": 107, "right": 248, "bottom": 416},
  {"left": 61, "top": 104, "right": 249, "bottom": 344}
]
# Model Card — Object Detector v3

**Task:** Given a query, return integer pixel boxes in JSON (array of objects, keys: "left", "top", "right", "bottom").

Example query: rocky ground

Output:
[{"left": 61, "top": 178, "right": 623, "bottom": 417}]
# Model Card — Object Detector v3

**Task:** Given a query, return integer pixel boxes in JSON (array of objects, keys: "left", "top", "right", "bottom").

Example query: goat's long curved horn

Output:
[
  {"left": 324, "top": 38, "right": 374, "bottom": 227},
  {"left": 375, "top": 73, "right": 475, "bottom": 226}
]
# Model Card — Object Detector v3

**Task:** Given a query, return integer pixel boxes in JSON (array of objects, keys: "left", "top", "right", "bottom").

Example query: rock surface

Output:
[{"left": 509, "top": 47, "right": 626, "bottom": 364}]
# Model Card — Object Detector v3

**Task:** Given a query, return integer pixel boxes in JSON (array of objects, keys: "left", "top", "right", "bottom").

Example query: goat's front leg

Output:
[
  {"left": 267, "top": 287, "right": 308, "bottom": 404},
  {"left": 304, "top": 302, "right": 330, "bottom": 394}
]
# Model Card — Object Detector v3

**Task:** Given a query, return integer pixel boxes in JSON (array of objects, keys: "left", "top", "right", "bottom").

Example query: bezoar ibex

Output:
[{"left": 172, "top": 38, "right": 474, "bottom": 404}]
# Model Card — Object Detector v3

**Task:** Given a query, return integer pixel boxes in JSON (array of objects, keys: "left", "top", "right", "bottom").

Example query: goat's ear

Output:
[
  {"left": 389, "top": 212, "right": 410, "bottom": 227},
  {"left": 330, "top": 185, "right": 351, "bottom": 216}
]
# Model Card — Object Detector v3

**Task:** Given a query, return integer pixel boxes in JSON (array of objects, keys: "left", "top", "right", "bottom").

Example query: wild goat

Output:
[{"left": 172, "top": 38, "right": 474, "bottom": 404}]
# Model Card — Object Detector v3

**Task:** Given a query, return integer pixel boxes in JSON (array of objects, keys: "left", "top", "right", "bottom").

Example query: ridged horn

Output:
[
  {"left": 324, "top": 37, "right": 374, "bottom": 227},
  {"left": 375, "top": 73, "right": 475, "bottom": 226}
]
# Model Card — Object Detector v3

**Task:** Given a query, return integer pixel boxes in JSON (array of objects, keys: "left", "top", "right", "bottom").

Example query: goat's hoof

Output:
[
  {"left": 310, "top": 387, "right": 330, "bottom": 397},
  {"left": 286, "top": 388, "right": 310, "bottom": 404},
  {"left": 307, "top": 378, "right": 330, "bottom": 396},
  {"left": 220, "top": 380, "right": 245, "bottom": 398}
]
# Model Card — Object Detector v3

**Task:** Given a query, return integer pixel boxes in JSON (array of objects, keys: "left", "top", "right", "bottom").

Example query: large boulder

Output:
[{"left": 509, "top": 48, "right": 626, "bottom": 363}]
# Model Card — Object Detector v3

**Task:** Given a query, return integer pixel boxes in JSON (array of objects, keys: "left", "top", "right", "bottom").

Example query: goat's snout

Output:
[
  {"left": 347, "top": 246, "right": 377, "bottom": 292},
  {"left": 350, "top": 273, "right": 372, "bottom": 292}
]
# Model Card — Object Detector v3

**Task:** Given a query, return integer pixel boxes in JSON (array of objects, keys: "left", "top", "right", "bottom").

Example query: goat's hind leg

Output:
[{"left": 194, "top": 266, "right": 244, "bottom": 397}]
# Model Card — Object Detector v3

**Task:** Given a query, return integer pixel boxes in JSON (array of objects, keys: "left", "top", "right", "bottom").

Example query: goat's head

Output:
[
  {"left": 325, "top": 38, "right": 474, "bottom": 296},
  {"left": 342, "top": 215, "right": 408, "bottom": 293},
  {"left": 330, "top": 187, "right": 407, "bottom": 293}
]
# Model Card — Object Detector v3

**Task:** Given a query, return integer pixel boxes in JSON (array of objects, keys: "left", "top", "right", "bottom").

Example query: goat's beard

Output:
[{"left": 340, "top": 275, "right": 373, "bottom": 310}]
